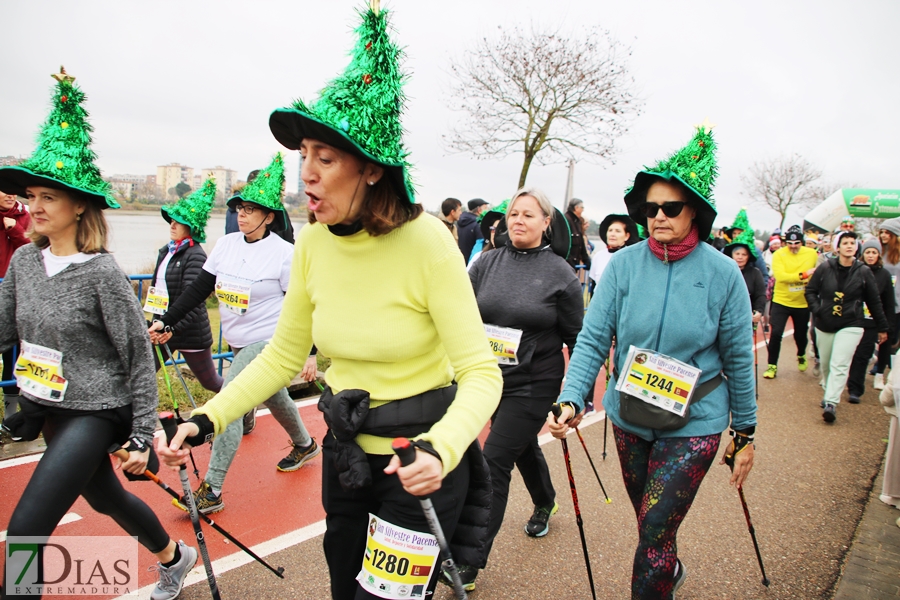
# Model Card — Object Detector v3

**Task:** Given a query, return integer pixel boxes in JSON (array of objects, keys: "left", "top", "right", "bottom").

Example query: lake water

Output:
[{"left": 106, "top": 212, "right": 229, "bottom": 274}]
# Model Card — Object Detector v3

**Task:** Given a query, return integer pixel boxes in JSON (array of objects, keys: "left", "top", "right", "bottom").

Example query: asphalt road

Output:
[{"left": 173, "top": 339, "right": 891, "bottom": 600}]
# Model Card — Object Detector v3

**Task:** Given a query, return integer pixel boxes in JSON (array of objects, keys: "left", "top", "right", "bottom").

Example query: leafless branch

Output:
[
  {"left": 741, "top": 154, "right": 823, "bottom": 230},
  {"left": 444, "top": 24, "right": 643, "bottom": 188}
]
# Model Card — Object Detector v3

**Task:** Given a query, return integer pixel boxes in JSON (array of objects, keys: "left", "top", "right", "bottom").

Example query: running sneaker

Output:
[
  {"left": 763, "top": 365, "right": 777, "bottom": 379},
  {"left": 848, "top": 395, "right": 861, "bottom": 404},
  {"left": 176, "top": 480, "right": 224, "bottom": 515},
  {"left": 672, "top": 559, "right": 687, "bottom": 598},
  {"left": 874, "top": 373, "right": 886, "bottom": 390},
  {"left": 277, "top": 438, "right": 321, "bottom": 472},
  {"left": 242, "top": 406, "right": 257, "bottom": 435},
  {"left": 524, "top": 501, "right": 559, "bottom": 537},
  {"left": 439, "top": 564, "right": 478, "bottom": 592},
  {"left": 798, "top": 356, "right": 808, "bottom": 372},
  {"left": 812, "top": 360, "right": 821, "bottom": 378},
  {"left": 823, "top": 403, "right": 837, "bottom": 423},
  {"left": 150, "top": 540, "right": 198, "bottom": 600}
]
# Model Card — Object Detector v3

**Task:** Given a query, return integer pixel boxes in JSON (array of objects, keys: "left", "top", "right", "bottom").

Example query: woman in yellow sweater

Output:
[{"left": 158, "top": 5, "right": 502, "bottom": 599}]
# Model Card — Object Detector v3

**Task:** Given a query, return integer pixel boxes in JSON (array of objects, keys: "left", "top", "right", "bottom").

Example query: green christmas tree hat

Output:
[
  {"left": 725, "top": 207, "right": 751, "bottom": 238},
  {"left": 227, "top": 153, "right": 288, "bottom": 231},
  {"left": 0, "top": 67, "right": 118, "bottom": 209},
  {"left": 268, "top": 1, "right": 414, "bottom": 204},
  {"left": 161, "top": 177, "right": 217, "bottom": 243},
  {"left": 624, "top": 118, "right": 718, "bottom": 239},
  {"left": 724, "top": 227, "right": 759, "bottom": 260}
]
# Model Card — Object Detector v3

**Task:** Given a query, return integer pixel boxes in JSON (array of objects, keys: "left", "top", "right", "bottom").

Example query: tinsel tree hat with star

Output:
[
  {"left": 624, "top": 118, "right": 718, "bottom": 239},
  {"left": 161, "top": 177, "right": 217, "bottom": 243},
  {"left": 725, "top": 207, "right": 751, "bottom": 239},
  {"left": 268, "top": 1, "right": 414, "bottom": 204},
  {"left": 724, "top": 220, "right": 760, "bottom": 260},
  {"left": 226, "top": 153, "right": 288, "bottom": 231},
  {"left": 0, "top": 67, "right": 118, "bottom": 209}
]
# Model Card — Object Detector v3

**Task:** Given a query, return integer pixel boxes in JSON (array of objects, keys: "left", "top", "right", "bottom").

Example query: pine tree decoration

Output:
[
  {"left": 161, "top": 177, "right": 217, "bottom": 243},
  {"left": 269, "top": 1, "right": 414, "bottom": 204},
  {"left": 0, "top": 67, "right": 118, "bottom": 207},
  {"left": 624, "top": 118, "right": 720, "bottom": 240},
  {"left": 729, "top": 208, "right": 751, "bottom": 234},
  {"left": 642, "top": 118, "right": 718, "bottom": 207},
  {"left": 728, "top": 227, "right": 759, "bottom": 259},
  {"left": 229, "top": 153, "right": 288, "bottom": 231}
]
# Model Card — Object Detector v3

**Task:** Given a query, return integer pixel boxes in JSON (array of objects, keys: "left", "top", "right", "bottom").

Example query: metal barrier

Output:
[{"left": 0, "top": 274, "right": 233, "bottom": 389}]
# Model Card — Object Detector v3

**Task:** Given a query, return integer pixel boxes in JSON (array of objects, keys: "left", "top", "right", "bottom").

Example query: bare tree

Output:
[
  {"left": 445, "top": 25, "right": 643, "bottom": 189},
  {"left": 741, "top": 154, "right": 824, "bottom": 230}
]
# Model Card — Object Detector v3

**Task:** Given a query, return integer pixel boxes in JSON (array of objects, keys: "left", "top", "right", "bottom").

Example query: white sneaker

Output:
[
  {"left": 874, "top": 373, "right": 885, "bottom": 390},
  {"left": 879, "top": 494, "right": 900, "bottom": 509},
  {"left": 151, "top": 541, "right": 198, "bottom": 600}
]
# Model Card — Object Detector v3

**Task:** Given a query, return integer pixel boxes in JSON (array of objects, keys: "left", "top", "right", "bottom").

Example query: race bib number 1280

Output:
[{"left": 356, "top": 514, "right": 440, "bottom": 599}]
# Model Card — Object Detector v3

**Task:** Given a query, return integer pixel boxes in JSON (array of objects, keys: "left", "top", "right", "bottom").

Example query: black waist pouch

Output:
[{"left": 619, "top": 373, "right": 723, "bottom": 431}]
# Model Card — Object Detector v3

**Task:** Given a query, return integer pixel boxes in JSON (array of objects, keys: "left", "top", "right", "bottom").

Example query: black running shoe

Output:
[
  {"left": 277, "top": 438, "right": 321, "bottom": 472},
  {"left": 524, "top": 502, "right": 559, "bottom": 537},
  {"left": 439, "top": 564, "right": 477, "bottom": 592}
]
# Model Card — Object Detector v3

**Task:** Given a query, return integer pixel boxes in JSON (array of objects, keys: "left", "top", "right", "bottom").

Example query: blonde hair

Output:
[
  {"left": 508, "top": 187, "right": 554, "bottom": 235},
  {"left": 30, "top": 192, "right": 108, "bottom": 253}
]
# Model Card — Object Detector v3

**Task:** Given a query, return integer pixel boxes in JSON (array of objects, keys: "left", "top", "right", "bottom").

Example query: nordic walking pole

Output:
[
  {"left": 155, "top": 344, "right": 201, "bottom": 480},
  {"left": 160, "top": 412, "right": 222, "bottom": 599},
  {"left": 602, "top": 357, "right": 610, "bottom": 461},
  {"left": 391, "top": 438, "right": 467, "bottom": 600},
  {"left": 551, "top": 406, "right": 597, "bottom": 600},
  {"left": 162, "top": 342, "right": 198, "bottom": 409},
  {"left": 724, "top": 447, "right": 770, "bottom": 587},
  {"left": 109, "top": 444, "right": 286, "bottom": 579},
  {"left": 574, "top": 427, "right": 611, "bottom": 504}
]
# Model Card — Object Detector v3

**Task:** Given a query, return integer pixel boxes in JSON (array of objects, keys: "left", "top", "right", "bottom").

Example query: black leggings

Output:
[
  {"left": 3, "top": 410, "right": 170, "bottom": 594},
  {"left": 766, "top": 303, "right": 810, "bottom": 366},
  {"left": 483, "top": 394, "right": 556, "bottom": 561}
]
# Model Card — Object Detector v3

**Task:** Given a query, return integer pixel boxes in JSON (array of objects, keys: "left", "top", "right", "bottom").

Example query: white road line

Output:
[
  {"left": 0, "top": 513, "right": 81, "bottom": 543},
  {"left": 118, "top": 520, "right": 327, "bottom": 600},
  {"left": 119, "top": 407, "right": 610, "bottom": 598}
]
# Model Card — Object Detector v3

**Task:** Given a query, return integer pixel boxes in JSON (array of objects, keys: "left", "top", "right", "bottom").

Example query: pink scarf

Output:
[{"left": 647, "top": 224, "right": 700, "bottom": 264}]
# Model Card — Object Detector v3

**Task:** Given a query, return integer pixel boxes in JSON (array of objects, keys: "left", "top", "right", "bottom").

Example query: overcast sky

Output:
[{"left": 2, "top": 0, "right": 898, "bottom": 231}]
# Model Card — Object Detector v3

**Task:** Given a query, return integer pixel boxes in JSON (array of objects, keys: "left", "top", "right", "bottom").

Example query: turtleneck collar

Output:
[{"left": 328, "top": 220, "right": 364, "bottom": 237}]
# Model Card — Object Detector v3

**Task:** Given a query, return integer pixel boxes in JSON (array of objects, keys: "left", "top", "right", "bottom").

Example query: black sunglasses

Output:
[{"left": 639, "top": 201, "right": 687, "bottom": 219}]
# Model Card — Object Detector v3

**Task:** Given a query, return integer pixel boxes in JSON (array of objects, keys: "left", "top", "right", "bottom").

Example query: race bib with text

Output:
[
  {"left": 356, "top": 515, "right": 440, "bottom": 599},
  {"left": 15, "top": 341, "right": 68, "bottom": 402},
  {"left": 615, "top": 346, "right": 702, "bottom": 417},
  {"left": 215, "top": 281, "right": 251, "bottom": 315}
]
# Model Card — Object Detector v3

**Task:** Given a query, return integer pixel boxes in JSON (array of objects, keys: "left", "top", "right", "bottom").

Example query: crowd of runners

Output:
[{"left": 1, "top": 3, "right": 898, "bottom": 600}]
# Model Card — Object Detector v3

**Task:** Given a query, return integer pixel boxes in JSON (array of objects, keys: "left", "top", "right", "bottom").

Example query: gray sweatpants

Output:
[{"left": 205, "top": 340, "right": 312, "bottom": 490}]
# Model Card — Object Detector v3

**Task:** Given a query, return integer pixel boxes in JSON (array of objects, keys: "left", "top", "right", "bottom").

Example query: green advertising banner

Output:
[
  {"left": 843, "top": 189, "right": 900, "bottom": 218},
  {"left": 805, "top": 188, "right": 900, "bottom": 232}
]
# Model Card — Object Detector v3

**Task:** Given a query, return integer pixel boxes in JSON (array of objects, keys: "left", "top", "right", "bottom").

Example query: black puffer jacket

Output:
[
  {"left": 741, "top": 264, "right": 766, "bottom": 315},
  {"left": 565, "top": 210, "right": 591, "bottom": 268},
  {"left": 862, "top": 263, "right": 896, "bottom": 330},
  {"left": 152, "top": 243, "right": 213, "bottom": 350},
  {"left": 805, "top": 257, "right": 889, "bottom": 334}
]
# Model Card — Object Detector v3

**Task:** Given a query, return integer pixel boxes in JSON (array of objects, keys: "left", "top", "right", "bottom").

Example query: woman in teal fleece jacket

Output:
[{"left": 549, "top": 125, "right": 757, "bottom": 599}]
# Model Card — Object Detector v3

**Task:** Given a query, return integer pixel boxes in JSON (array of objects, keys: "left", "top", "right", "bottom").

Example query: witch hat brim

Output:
[
  {"left": 269, "top": 109, "right": 412, "bottom": 205},
  {"left": 480, "top": 210, "right": 506, "bottom": 240},
  {"left": 548, "top": 207, "right": 571, "bottom": 259},
  {"left": 624, "top": 170, "right": 716, "bottom": 240},
  {"left": 0, "top": 165, "right": 119, "bottom": 209},
  {"left": 598, "top": 214, "right": 640, "bottom": 247},
  {"left": 723, "top": 242, "right": 757, "bottom": 260}
]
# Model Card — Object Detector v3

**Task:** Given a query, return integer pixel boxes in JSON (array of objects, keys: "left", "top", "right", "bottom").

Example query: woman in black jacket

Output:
[
  {"left": 460, "top": 187, "right": 584, "bottom": 591},
  {"left": 147, "top": 180, "right": 224, "bottom": 393},
  {"left": 806, "top": 231, "right": 889, "bottom": 423},
  {"left": 724, "top": 231, "right": 766, "bottom": 325},
  {"left": 847, "top": 238, "right": 896, "bottom": 403}
]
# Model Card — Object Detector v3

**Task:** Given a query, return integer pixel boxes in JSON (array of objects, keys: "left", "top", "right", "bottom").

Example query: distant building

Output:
[
  {"left": 0, "top": 156, "right": 24, "bottom": 167},
  {"left": 156, "top": 163, "right": 194, "bottom": 199},
  {"left": 106, "top": 174, "right": 145, "bottom": 202},
  {"left": 198, "top": 166, "right": 238, "bottom": 203}
]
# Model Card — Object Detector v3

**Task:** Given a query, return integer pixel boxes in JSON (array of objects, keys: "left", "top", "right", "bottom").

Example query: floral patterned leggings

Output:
[{"left": 614, "top": 425, "right": 721, "bottom": 599}]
